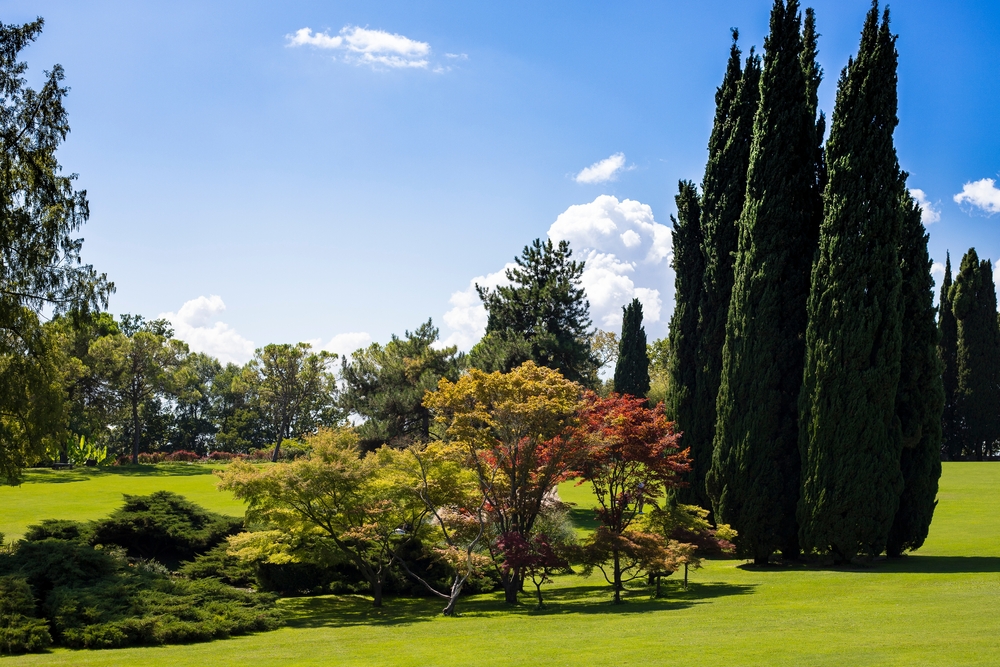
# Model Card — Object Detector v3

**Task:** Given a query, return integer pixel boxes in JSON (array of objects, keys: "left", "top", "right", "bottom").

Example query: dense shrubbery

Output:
[{"left": 0, "top": 495, "right": 281, "bottom": 655}]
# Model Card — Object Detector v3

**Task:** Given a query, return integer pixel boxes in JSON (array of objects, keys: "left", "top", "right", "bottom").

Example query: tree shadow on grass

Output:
[
  {"left": 568, "top": 507, "right": 600, "bottom": 533},
  {"left": 20, "top": 464, "right": 218, "bottom": 484},
  {"left": 736, "top": 555, "right": 1000, "bottom": 575},
  {"left": 282, "top": 580, "right": 757, "bottom": 628}
]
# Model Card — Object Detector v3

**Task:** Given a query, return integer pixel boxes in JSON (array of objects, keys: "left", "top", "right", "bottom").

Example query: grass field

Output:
[{"left": 1, "top": 462, "right": 998, "bottom": 666}]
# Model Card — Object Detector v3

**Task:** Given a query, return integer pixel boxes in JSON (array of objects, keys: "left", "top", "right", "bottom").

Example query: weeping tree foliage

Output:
[
  {"left": 0, "top": 19, "right": 112, "bottom": 481},
  {"left": 613, "top": 298, "right": 649, "bottom": 399},
  {"left": 665, "top": 181, "right": 702, "bottom": 431},
  {"left": 886, "top": 191, "right": 944, "bottom": 557},
  {"left": 685, "top": 33, "right": 760, "bottom": 510},
  {"left": 707, "top": 0, "right": 821, "bottom": 563},
  {"left": 938, "top": 252, "right": 961, "bottom": 460},
  {"left": 798, "top": 3, "right": 905, "bottom": 561},
  {"left": 951, "top": 248, "right": 1000, "bottom": 461}
]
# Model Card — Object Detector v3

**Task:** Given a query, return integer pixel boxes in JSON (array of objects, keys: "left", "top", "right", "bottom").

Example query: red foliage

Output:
[{"left": 164, "top": 450, "right": 201, "bottom": 462}]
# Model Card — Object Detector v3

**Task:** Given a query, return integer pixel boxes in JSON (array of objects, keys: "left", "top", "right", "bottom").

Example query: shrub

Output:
[
  {"left": 165, "top": 450, "right": 201, "bottom": 462},
  {"left": 90, "top": 491, "right": 242, "bottom": 567},
  {"left": 178, "top": 542, "right": 257, "bottom": 588},
  {"left": 23, "top": 519, "right": 90, "bottom": 543},
  {"left": 136, "top": 452, "right": 166, "bottom": 464},
  {"left": 207, "top": 451, "right": 236, "bottom": 462},
  {"left": 0, "top": 576, "right": 52, "bottom": 655}
]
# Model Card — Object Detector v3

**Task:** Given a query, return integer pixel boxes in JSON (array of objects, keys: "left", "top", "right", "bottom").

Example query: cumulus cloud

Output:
[
  {"left": 320, "top": 332, "right": 373, "bottom": 358},
  {"left": 910, "top": 188, "right": 941, "bottom": 224},
  {"left": 287, "top": 26, "right": 430, "bottom": 69},
  {"left": 954, "top": 178, "right": 1000, "bottom": 215},
  {"left": 439, "top": 264, "right": 516, "bottom": 350},
  {"left": 439, "top": 195, "right": 674, "bottom": 351},
  {"left": 575, "top": 153, "right": 627, "bottom": 184},
  {"left": 161, "top": 296, "right": 255, "bottom": 366}
]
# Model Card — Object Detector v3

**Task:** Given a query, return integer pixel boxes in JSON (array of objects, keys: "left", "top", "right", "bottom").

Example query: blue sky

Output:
[{"left": 7, "top": 0, "right": 999, "bottom": 363}]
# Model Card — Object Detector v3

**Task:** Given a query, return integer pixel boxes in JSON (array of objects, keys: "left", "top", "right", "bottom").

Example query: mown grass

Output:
[{"left": 2, "top": 462, "right": 999, "bottom": 666}]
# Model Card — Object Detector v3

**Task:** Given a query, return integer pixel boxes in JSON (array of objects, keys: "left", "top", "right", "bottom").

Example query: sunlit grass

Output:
[{"left": 2, "top": 462, "right": 999, "bottom": 666}]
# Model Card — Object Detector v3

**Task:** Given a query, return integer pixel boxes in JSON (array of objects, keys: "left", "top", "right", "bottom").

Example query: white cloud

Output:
[
  {"left": 160, "top": 296, "right": 255, "bottom": 366},
  {"left": 445, "top": 53, "right": 468, "bottom": 60},
  {"left": 287, "top": 26, "right": 430, "bottom": 69},
  {"left": 439, "top": 195, "right": 674, "bottom": 351},
  {"left": 954, "top": 178, "right": 1000, "bottom": 215},
  {"left": 575, "top": 153, "right": 627, "bottom": 184},
  {"left": 910, "top": 188, "right": 941, "bottom": 224},
  {"left": 439, "top": 263, "right": 516, "bottom": 350},
  {"left": 320, "top": 332, "right": 373, "bottom": 358}
]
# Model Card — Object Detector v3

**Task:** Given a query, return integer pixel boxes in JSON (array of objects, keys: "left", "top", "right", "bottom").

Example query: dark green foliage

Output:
[
  {"left": 0, "top": 515, "right": 281, "bottom": 650},
  {"left": 0, "top": 576, "right": 52, "bottom": 655},
  {"left": 951, "top": 248, "right": 1000, "bottom": 460},
  {"left": 665, "top": 180, "right": 703, "bottom": 430},
  {"left": 475, "top": 238, "right": 598, "bottom": 386},
  {"left": 23, "top": 519, "right": 90, "bottom": 543},
  {"left": 799, "top": 4, "right": 905, "bottom": 560},
  {"left": 707, "top": 0, "right": 820, "bottom": 563},
  {"left": 939, "top": 253, "right": 961, "bottom": 459},
  {"left": 340, "top": 319, "right": 463, "bottom": 450},
  {"left": 177, "top": 542, "right": 258, "bottom": 588},
  {"left": 887, "top": 192, "right": 944, "bottom": 556},
  {"left": 91, "top": 491, "right": 242, "bottom": 567},
  {"left": 613, "top": 299, "right": 650, "bottom": 399},
  {"left": 686, "top": 34, "right": 760, "bottom": 510}
]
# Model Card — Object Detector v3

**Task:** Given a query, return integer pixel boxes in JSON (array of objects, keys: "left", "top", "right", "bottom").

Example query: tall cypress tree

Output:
[
  {"left": 685, "top": 34, "right": 761, "bottom": 509},
  {"left": 614, "top": 298, "right": 650, "bottom": 398},
  {"left": 939, "top": 252, "right": 961, "bottom": 459},
  {"left": 887, "top": 190, "right": 944, "bottom": 557},
  {"left": 952, "top": 248, "right": 1000, "bottom": 460},
  {"left": 798, "top": 4, "right": 905, "bottom": 561},
  {"left": 665, "top": 181, "right": 703, "bottom": 433},
  {"left": 706, "top": 0, "right": 818, "bottom": 563}
]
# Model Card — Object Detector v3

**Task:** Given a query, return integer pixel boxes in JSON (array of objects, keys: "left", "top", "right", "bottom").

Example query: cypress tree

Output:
[
  {"left": 887, "top": 190, "right": 944, "bottom": 557},
  {"left": 798, "top": 4, "right": 905, "bottom": 561},
  {"left": 952, "top": 248, "right": 1000, "bottom": 460},
  {"left": 685, "top": 34, "right": 761, "bottom": 509},
  {"left": 614, "top": 298, "right": 650, "bottom": 398},
  {"left": 706, "top": 0, "right": 819, "bottom": 563},
  {"left": 939, "top": 252, "right": 961, "bottom": 459},
  {"left": 665, "top": 181, "right": 703, "bottom": 432}
]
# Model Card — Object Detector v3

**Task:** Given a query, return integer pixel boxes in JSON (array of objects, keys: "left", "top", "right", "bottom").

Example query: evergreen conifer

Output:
[
  {"left": 952, "top": 248, "right": 1000, "bottom": 460},
  {"left": 939, "top": 253, "right": 961, "bottom": 459},
  {"left": 614, "top": 299, "right": 650, "bottom": 399},
  {"left": 798, "top": 4, "right": 905, "bottom": 560},
  {"left": 887, "top": 191, "right": 944, "bottom": 556},
  {"left": 665, "top": 181, "right": 703, "bottom": 431},
  {"left": 706, "top": 0, "right": 818, "bottom": 563},
  {"left": 685, "top": 34, "right": 760, "bottom": 509}
]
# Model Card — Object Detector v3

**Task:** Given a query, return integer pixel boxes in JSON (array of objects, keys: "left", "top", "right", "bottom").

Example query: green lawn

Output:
[{"left": 2, "top": 462, "right": 998, "bottom": 666}]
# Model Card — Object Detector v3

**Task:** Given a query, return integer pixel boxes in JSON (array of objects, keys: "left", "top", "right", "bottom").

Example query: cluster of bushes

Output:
[
  {"left": 0, "top": 493, "right": 281, "bottom": 656},
  {"left": 107, "top": 446, "right": 310, "bottom": 467}
]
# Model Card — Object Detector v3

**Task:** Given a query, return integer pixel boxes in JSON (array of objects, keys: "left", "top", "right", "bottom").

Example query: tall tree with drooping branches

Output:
[{"left": 707, "top": 0, "right": 820, "bottom": 563}]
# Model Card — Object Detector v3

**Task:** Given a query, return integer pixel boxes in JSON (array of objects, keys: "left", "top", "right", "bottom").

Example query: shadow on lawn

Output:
[
  {"left": 22, "top": 464, "right": 217, "bottom": 484},
  {"left": 282, "top": 580, "right": 756, "bottom": 628},
  {"left": 736, "top": 555, "right": 1000, "bottom": 574}
]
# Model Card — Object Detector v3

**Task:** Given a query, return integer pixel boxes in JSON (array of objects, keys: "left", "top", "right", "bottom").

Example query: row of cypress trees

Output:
[
  {"left": 940, "top": 249, "right": 1000, "bottom": 461},
  {"left": 667, "top": 0, "right": 946, "bottom": 562}
]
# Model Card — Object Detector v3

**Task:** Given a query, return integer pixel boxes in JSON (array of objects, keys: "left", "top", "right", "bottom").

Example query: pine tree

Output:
[
  {"left": 706, "top": 0, "right": 818, "bottom": 564},
  {"left": 685, "top": 34, "right": 760, "bottom": 509},
  {"left": 939, "top": 252, "right": 961, "bottom": 459},
  {"left": 665, "top": 181, "right": 702, "bottom": 433},
  {"left": 887, "top": 190, "right": 944, "bottom": 557},
  {"left": 614, "top": 298, "right": 650, "bottom": 399},
  {"left": 798, "top": 4, "right": 905, "bottom": 561},
  {"left": 952, "top": 248, "right": 1000, "bottom": 460}
]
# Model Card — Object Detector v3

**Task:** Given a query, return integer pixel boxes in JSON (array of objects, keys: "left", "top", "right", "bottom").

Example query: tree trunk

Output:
[
  {"left": 683, "top": 563, "right": 689, "bottom": 590},
  {"left": 131, "top": 396, "right": 140, "bottom": 465},
  {"left": 270, "top": 439, "right": 281, "bottom": 463},
  {"left": 534, "top": 581, "right": 544, "bottom": 609},
  {"left": 372, "top": 579, "right": 383, "bottom": 608},
  {"left": 501, "top": 569, "right": 519, "bottom": 604},
  {"left": 612, "top": 549, "right": 623, "bottom": 604}
]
